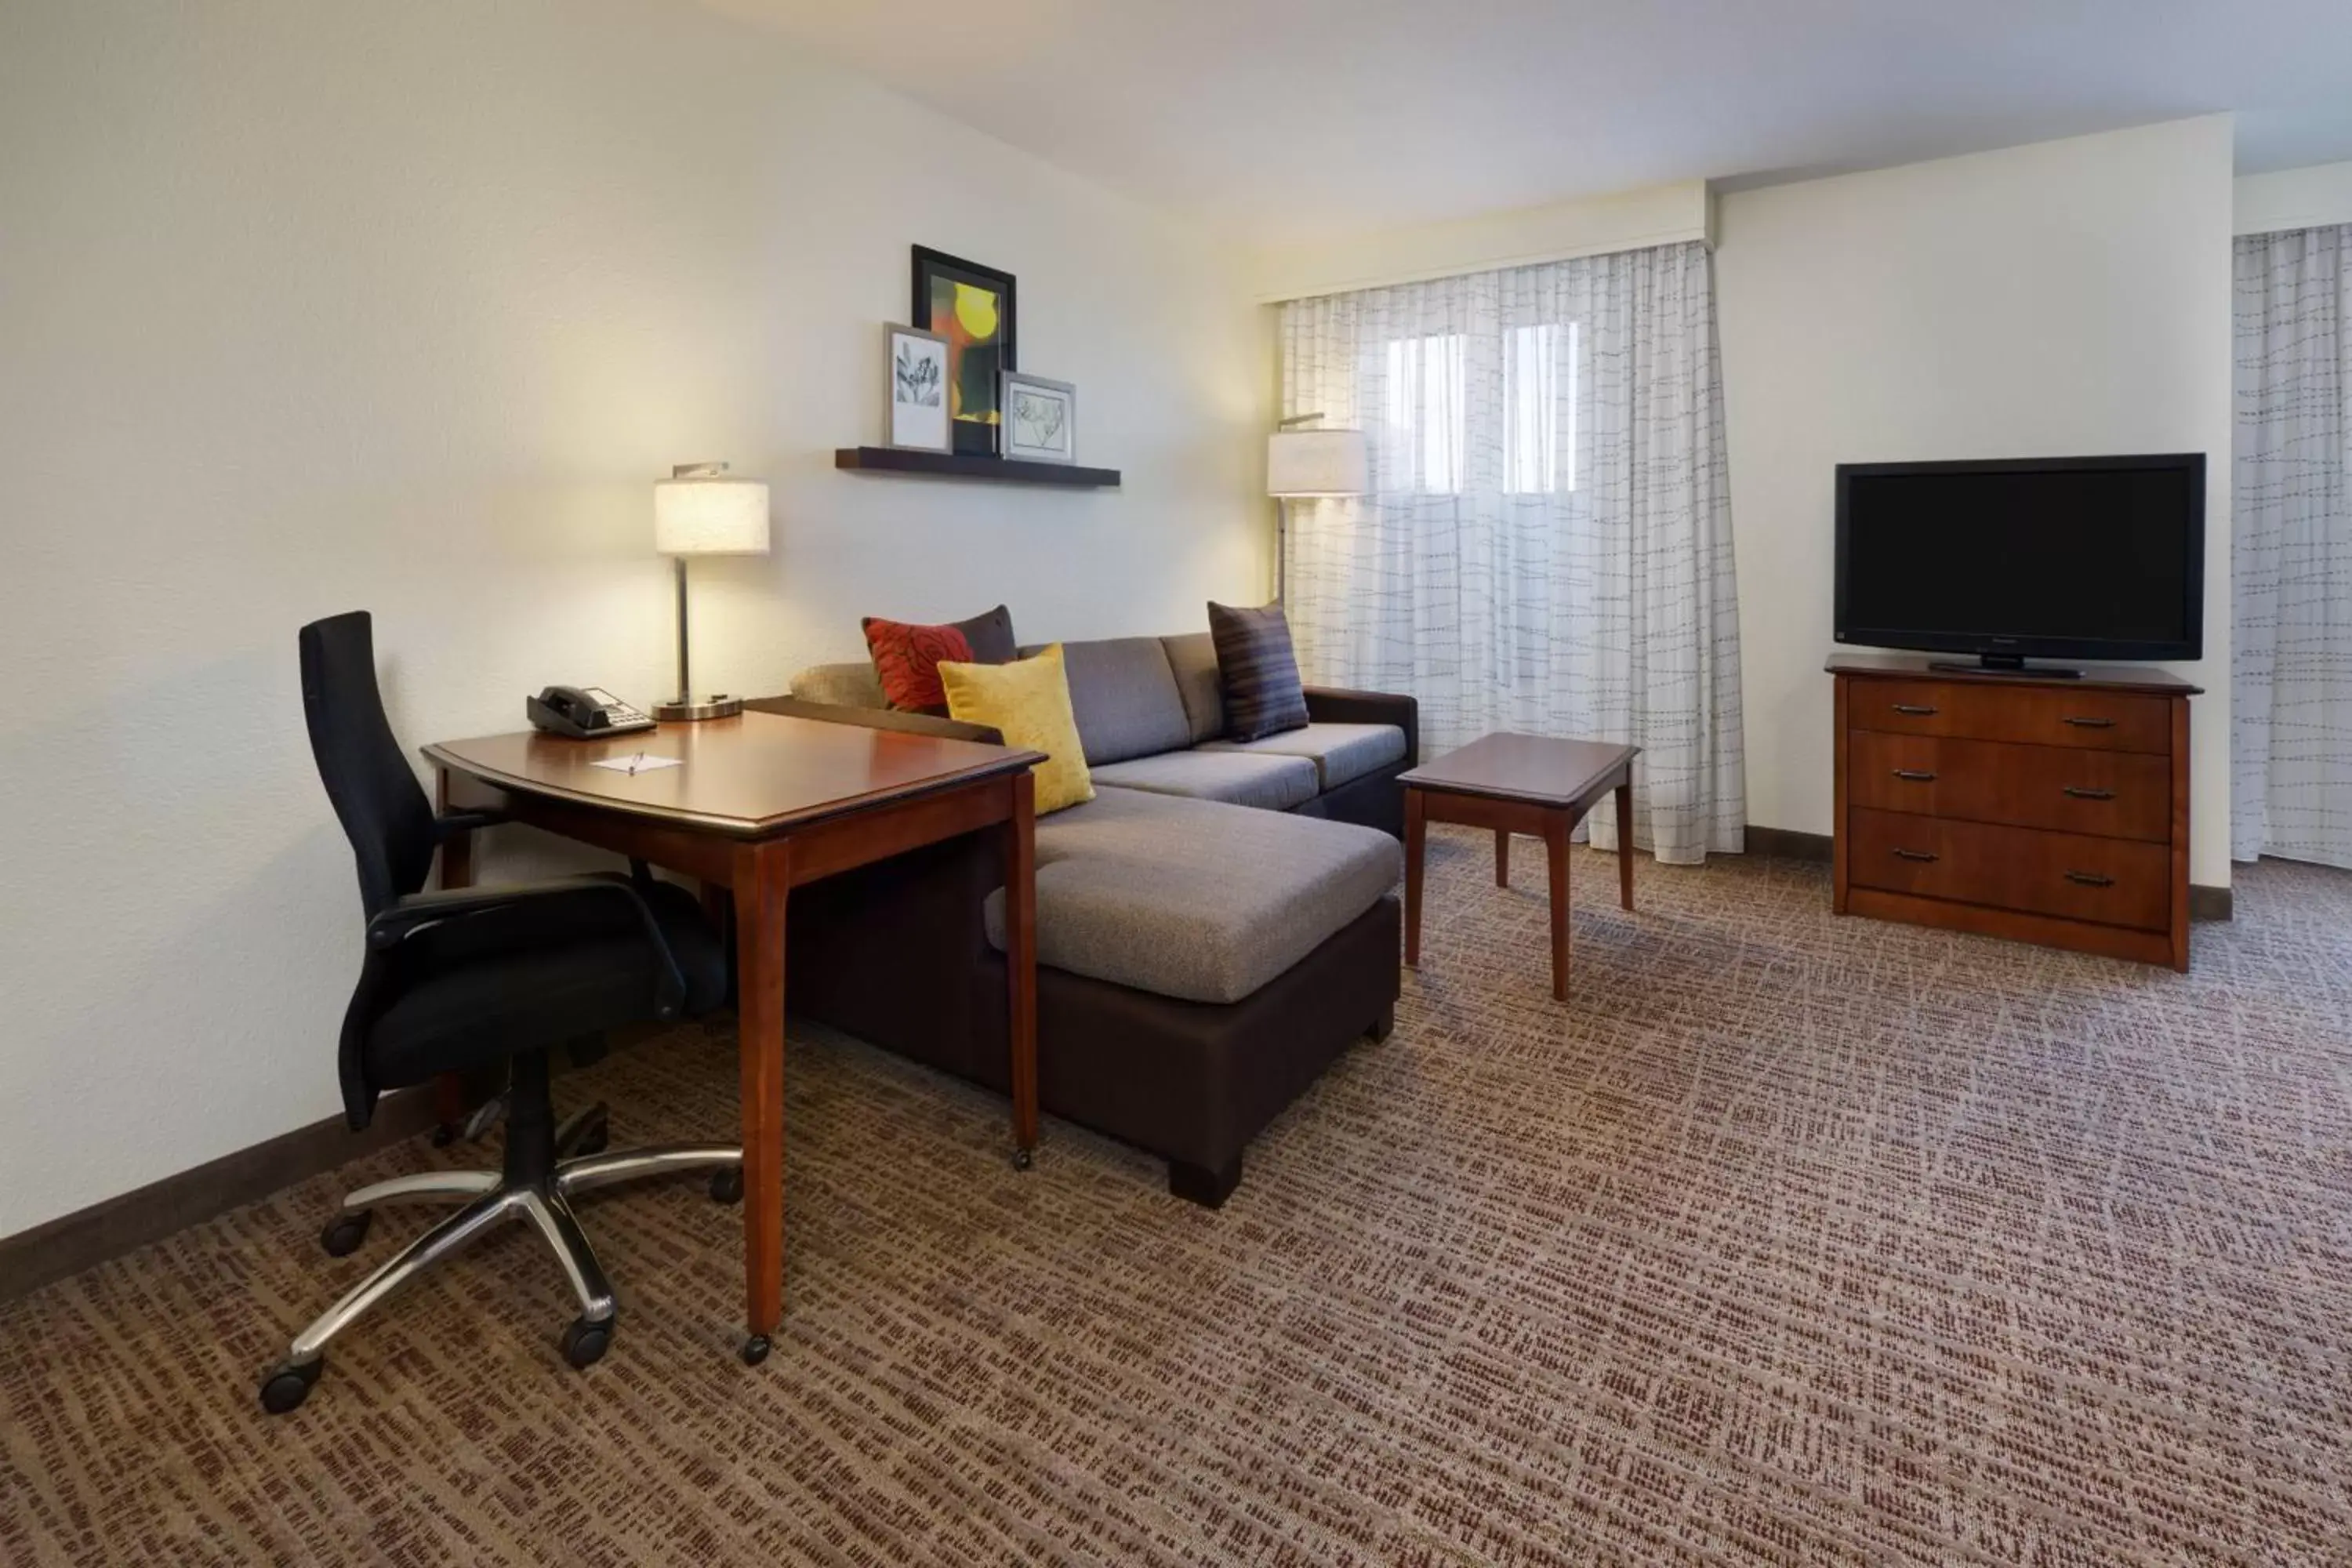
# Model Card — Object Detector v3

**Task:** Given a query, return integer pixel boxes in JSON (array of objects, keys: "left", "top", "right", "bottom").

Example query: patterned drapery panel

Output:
[
  {"left": 2233, "top": 225, "right": 2352, "bottom": 869},
  {"left": 1277, "top": 241, "right": 1744, "bottom": 864}
]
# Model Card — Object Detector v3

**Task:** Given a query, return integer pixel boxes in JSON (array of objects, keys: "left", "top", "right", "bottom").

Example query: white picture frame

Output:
[
  {"left": 885, "top": 323, "right": 953, "bottom": 453},
  {"left": 1001, "top": 372, "right": 1076, "bottom": 464}
]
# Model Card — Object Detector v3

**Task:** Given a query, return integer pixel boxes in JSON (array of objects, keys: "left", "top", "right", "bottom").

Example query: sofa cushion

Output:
[
  {"left": 788, "top": 662, "right": 887, "bottom": 709},
  {"left": 1091, "top": 751, "right": 1319, "bottom": 812},
  {"left": 862, "top": 616, "right": 974, "bottom": 713},
  {"left": 982, "top": 787, "right": 1401, "bottom": 1004},
  {"left": 1197, "top": 722, "right": 1407, "bottom": 791},
  {"left": 1160, "top": 631, "right": 1226, "bottom": 744},
  {"left": 939, "top": 644, "right": 1095, "bottom": 815},
  {"left": 1208, "top": 601, "right": 1310, "bottom": 741},
  {"left": 1024, "top": 637, "right": 1194, "bottom": 766}
]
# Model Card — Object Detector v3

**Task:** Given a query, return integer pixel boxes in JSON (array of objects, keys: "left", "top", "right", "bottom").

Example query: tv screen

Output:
[{"left": 1835, "top": 454, "right": 2205, "bottom": 664}]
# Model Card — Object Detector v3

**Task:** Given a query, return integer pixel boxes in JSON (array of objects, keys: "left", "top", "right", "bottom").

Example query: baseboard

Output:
[
  {"left": 2190, "top": 884, "right": 2232, "bottom": 922},
  {"left": 0, "top": 1025, "right": 679, "bottom": 1307},
  {"left": 0, "top": 1080, "right": 452, "bottom": 1307},
  {"left": 1743, "top": 826, "right": 1835, "bottom": 863}
]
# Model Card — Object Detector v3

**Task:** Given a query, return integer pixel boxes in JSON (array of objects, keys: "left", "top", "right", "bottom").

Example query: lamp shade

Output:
[
  {"left": 654, "top": 470, "right": 771, "bottom": 555},
  {"left": 1266, "top": 429, "right": 1368, "bottom": 497}
]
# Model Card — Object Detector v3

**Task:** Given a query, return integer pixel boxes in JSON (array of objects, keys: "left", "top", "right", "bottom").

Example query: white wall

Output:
[
  {"left": 1251, "top": 181, "right": 1711, "bottom": 303},
  {"left": 0, "top": 0, "right": 1269, "bottom": 1238},
  {"left": 1714, "top": 116, "right": 2237, "bottom": 887},
  {"left": 2235, "top": 159, "right": 2352, "bottom": 235}
]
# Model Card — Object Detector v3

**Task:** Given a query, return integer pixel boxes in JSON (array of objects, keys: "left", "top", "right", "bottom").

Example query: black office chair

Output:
[{"left": 261, "top": 612, "right": 741, "bottom": 1414}]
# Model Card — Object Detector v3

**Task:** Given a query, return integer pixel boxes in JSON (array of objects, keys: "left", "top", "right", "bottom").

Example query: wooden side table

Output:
[{"left": 1401, "top": 734, "right": 1640, "bottom": 1001}]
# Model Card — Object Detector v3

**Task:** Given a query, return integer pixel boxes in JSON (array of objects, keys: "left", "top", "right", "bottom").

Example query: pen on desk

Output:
[{"left": 626, "top": 751, "right": 644, "bottom": 776}]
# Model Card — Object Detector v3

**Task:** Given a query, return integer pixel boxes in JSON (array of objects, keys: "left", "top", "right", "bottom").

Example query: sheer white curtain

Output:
[
  {"left": 2234, "top": 224, "right": 2352, "bottom": 869},
  {"left": 1279, "top": 241, "right": 1744, "bottom": 864}
]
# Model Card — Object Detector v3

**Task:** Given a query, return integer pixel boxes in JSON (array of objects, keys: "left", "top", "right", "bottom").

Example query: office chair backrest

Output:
[{"left": 299, "top": 612, "right": 438, "bottom": 918}]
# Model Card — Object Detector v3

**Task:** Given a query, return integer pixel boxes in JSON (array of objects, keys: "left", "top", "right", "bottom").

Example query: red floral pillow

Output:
[{"left": 862, "top": 617, "right": 976, "bottom": 713}]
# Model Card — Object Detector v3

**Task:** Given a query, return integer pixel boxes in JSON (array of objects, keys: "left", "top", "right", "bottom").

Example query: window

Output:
[
  {"left": 1383, "top": 333, "right": 1466, "bottom": 493},
  {"left": 1504, "top": 322, "right": 1577, "bottom": 495},
  {"left": 1380, "top": 322, "right": 1577, "bottom": 495}
]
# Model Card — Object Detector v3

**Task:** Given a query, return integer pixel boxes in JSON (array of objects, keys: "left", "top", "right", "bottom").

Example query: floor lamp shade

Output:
[
  {"left": 653, "top": 463, "right": 769, "bottom": 720},
  {"left": 1266, "top": 430, "right": 1367, "bottom": 497}
]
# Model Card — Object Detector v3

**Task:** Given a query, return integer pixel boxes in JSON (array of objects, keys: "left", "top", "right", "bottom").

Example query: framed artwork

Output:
[
  {"left": 1001, "top": 372, "right": 1076, "bottom": 464},
  {"left": 911, "top": 245, "right": 1016, "bottom": 456},
  {"left": 884, "top": 323, "right": 952, "bottom": 452}
]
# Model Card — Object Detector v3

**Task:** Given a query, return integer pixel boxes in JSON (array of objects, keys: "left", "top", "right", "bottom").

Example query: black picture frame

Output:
[{"left": 911, "top": 245, "right": 1018, "bottom": 457}]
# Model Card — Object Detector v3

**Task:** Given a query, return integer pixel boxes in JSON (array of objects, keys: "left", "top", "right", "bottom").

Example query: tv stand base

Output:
[{"left": 1926, "top": 657, "right": 2082, "bottom": 680}]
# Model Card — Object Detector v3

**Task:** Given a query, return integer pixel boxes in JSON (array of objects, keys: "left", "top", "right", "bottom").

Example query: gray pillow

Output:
[{"left": 1207, "top": 601, "right": 1309, "bottom": 742}]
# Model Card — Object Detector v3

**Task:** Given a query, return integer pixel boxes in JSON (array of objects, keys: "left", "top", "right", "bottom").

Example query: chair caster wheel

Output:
[
  {"left": 708, "top": 1167, "right": 743, "bottom": 1204},
  {"left": 320, "top": 1211, "right": 373, "bottom": 1258},
  {"left": 575, "top": 1119, "right": 610, "bottom": 1158},
  {"left": 741, "top": 1334, "right": 771, "bottom": 1366},
  {"left": 1011, "top": 1146, "right": 1034, "bottom": 1171},
  {"left": 259, "top": 1357, "right": 323, "bottom": 1414},
  {"left": 430, "top": 1123, "right": 457, "bottom": 1148},
  {"left": 561, "top": 1316, "right": 612, "bottom": 1370}
]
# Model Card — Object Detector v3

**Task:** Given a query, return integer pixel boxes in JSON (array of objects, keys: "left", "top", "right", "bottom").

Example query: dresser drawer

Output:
[
  {"left": 1849, "top": 731, "right": 2171, "bottom": 842},
  {"left": 1848, "top": 808, "right": 2172, "bottom": 931},
  {"left": 1853, "top": 680, "right": 2173, "bottom": 753}
]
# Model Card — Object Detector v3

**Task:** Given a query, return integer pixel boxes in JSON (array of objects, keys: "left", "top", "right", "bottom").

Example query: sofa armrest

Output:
[
  {"left": 1303, "top": 687, "right": 1417, "bottom": 768},
  {"left": 741, "top": 694, "right": 1004, "bottom": 747}
]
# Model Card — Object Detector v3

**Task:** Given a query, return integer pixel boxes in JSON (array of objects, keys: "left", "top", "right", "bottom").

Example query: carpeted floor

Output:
[{"left": 5, "top": 829, "right": 2350, "bottom": 1566}]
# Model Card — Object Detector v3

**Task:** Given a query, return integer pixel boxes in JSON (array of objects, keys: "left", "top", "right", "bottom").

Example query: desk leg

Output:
[
  {"left": 1003, "top": 772, "right": 1039, "bottom": 1165},
  {"left": 430, "top": 768, "right": 475, "bottom": 1143},
  {"left": 1614, "top": 776, "right": 1635, "bottom": 912},
  {"left": 1403, "top": 788, "right": 1425, "bottom": 967},
  {"left": 731, "top": 840, "right": 789, "bottom": 1363},
  {"left": 1545, "top": 812, "right": 1571, "bottom": 1003},
  {"left": 1495, "top": 829, "right": 1511, "bottom": 887}
]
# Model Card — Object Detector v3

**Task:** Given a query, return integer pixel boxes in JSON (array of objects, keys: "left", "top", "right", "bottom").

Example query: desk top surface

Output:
[
  {"left": 1401, "top": 731, "right": 1639, "bottom": 807},
  {"left": 423, "top": 711, "right": 1044, "bottom": 837}
]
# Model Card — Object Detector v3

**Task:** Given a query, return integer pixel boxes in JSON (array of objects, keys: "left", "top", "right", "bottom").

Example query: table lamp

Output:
[
  {"left": 1265, "top": 419, "right": 1367, "bottom": 601},
  {"left": 653, "top": 461, "right": 770, "bottom": 720}
]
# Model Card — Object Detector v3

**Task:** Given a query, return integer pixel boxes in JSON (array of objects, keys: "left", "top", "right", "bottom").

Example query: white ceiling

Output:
[{"left": 702, "top": 0, "right": 2352, "bottom": 243}]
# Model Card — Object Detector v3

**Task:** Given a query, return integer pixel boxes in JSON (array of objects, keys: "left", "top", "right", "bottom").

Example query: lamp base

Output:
[{"left": 654, "top": 695, "right": 743, "bottom": 722}]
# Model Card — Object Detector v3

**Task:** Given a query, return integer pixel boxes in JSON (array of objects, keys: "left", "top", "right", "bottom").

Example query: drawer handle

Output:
[
  {"left": 2064, "top": 870, "right": 2116, "bottom": 887},
  {"left": 2063, "top": 716, "right": 2117, "bottom": 729},
  {"left": 1890, "top": 703, "right": 1939, "bottom": 717},
  {"left": 1892, "top": 848, "right": 1939, "bottom": 863},
  {"left": 1892, "top": 769, "right": 1938, "bottom": 782},
  {"left": 2062, "top": 786, "right": 2116, "bottom": 800}
]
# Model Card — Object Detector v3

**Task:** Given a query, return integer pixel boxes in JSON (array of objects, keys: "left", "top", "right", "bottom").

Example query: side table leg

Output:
[
  {"left": 1403, "top": 787, "right": 1426, "bottom": 967},
  {"left": 1495, "top": 829, "right": 1510, "bottom": 887},
  {"left": 1546, "top": 814, "right": 1571, "bottom": 1003},
  {"left": 1003, "top": 772, "right": 1040, "bottom": 1167},
  {"left": 1615, "top": 778, "right": 1635, "bottom": 912}
]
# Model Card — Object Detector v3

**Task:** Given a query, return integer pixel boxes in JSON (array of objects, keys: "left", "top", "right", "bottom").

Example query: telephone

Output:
[{"left": 527, "top": 685, "right": 657, "bottom": 739}]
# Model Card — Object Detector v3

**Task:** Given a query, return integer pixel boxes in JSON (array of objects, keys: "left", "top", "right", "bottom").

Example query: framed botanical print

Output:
[
  {"left": 1001, "top": 372, "right": 1076, "bottom": 464},
  {"left": 910, "top": 246, "right": 1016, "bottom": 456},
  {"left": 884, "top": 323, "right": 952, "bottom": 453}
]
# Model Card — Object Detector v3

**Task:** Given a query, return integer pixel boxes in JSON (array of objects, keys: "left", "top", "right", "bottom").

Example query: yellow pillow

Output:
[{"left": 938, "top": 643, "right": 1095, "bottom": 815}]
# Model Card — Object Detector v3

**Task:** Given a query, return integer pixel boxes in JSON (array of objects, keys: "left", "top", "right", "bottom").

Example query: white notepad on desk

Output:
[{"left": 589, "top": 754, "right": 682, "bottom": 775}]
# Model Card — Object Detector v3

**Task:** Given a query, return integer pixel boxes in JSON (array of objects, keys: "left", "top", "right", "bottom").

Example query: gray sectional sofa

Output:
[{"left": 761, "top": 627, "right": 1417, "bottom": 1204}]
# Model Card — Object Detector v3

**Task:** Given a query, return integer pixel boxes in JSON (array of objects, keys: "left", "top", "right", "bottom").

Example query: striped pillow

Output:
[{"left": 1207, "top": 601, "right": 1310, "bottom": 742}]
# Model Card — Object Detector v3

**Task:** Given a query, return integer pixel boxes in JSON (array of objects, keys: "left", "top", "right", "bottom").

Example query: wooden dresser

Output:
[{"left": 1828, "top": 655, "right": 2201, "bottom": 970}]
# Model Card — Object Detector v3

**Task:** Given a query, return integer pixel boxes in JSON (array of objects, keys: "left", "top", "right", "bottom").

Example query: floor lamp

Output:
[{"left": 1265, "top": 419, "right": 1367, "bottom": 603}]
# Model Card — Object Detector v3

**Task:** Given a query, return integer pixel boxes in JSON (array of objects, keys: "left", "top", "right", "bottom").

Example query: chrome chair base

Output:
[{"left": 260, "top": 1115, "right": 740, "bottom": 1414}]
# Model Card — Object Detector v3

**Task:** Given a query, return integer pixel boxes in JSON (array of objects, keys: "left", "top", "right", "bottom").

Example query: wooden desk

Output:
[
  {"left": 423, "top": 711, "right": 1045, "bottom": 1362},
  {"left": 1401, "top": 734, "right": 1639, "bottom": 1002}
]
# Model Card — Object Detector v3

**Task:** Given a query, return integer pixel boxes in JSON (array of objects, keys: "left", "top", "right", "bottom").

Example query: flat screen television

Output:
[{"left": 1834, "top": 453, "right": 2205, "bottom": 673}]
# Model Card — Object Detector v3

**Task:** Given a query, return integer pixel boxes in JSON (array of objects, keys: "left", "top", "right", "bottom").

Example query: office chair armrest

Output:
[
  {"left": 366, "top": 879, "right": 689, "bottom": 1019},
  {"left": 431, "top": 808, "right": 508, "bottom": 840}
]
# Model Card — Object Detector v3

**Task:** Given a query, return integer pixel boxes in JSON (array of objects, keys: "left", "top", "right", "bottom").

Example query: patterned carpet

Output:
[{"left": 5, "top": 829, "right": 2351, "bottom": 1566}]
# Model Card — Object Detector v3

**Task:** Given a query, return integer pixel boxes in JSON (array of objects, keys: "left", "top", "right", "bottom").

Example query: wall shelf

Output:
[{"left": 834, "top": 447, "right": 1121, "bottom": 488}]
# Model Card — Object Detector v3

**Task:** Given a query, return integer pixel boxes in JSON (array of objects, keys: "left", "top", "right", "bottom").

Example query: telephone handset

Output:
[{"left": 527, "top": 685, "right": 657, "bottom": 739}]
